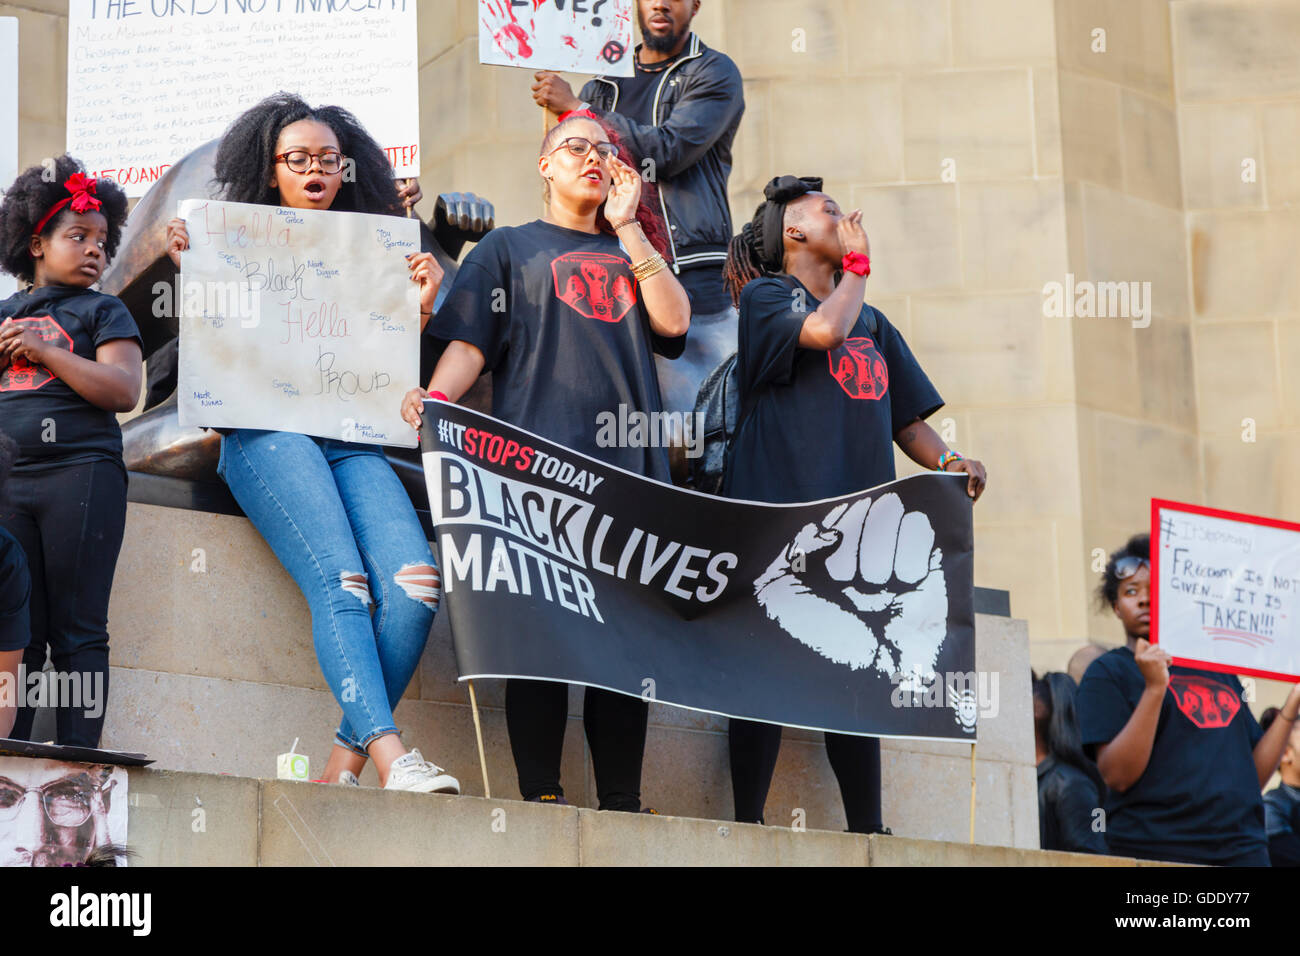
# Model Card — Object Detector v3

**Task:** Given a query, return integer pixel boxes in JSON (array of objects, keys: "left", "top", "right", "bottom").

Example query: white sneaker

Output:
[
  {"left": 338, "top": 770, "right": 361, "bottom": 787},
  {"left": 383, "top": 749, "right": 460, "bottom": 795}
]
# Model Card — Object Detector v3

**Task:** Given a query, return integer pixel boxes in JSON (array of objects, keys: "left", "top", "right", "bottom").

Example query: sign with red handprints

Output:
[{"left": 479, "top": 0, "right": 634, "bottom": 76}]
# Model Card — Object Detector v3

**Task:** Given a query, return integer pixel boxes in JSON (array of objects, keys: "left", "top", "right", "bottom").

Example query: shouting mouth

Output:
[{"left": 303, "top": 180, "right": 328, "bottom": 200}]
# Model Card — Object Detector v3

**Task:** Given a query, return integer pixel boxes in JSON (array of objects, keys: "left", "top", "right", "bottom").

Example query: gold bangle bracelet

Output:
[{"left": 632, "top": 253, "right": 667, "bottom": 281}]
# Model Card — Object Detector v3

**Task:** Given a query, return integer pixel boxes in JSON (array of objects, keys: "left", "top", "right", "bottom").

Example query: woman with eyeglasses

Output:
[
  {"left": 401, "top": 110, "right": 690, "bottom": 811},
  {"left": 164, "top": 93, "right": 461, "bottom": 795},
  {"left": 1075, "top": 533, "right": 1300, "bottom": 865}
]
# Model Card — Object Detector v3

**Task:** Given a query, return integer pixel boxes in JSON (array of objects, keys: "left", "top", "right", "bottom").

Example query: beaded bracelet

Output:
[
  {"left": 937, "top": 450, "right": 964, "bottom": 471},
  {"left": 611, "top": 217, "right": 639, "bottom": 232}
]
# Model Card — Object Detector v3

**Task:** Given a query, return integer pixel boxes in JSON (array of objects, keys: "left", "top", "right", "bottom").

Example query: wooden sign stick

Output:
[
  {"left": 468, "top": 679, "right": 491, "bottom": 799},
  {"left": 969, "top": 742, "right": 977, "bottom": 844}
]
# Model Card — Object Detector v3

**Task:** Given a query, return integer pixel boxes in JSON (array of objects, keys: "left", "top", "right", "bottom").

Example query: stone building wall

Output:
[{"left": 4, "top": 0, "right": 1300, "bottom": 697}]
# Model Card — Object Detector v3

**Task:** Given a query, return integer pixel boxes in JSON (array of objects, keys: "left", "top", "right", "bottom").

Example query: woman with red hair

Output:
[{"left": 401, "top": 111, "right": 690, "bottom": 810}]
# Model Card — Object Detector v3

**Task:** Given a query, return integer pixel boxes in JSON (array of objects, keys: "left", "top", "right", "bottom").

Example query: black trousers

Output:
[
  {"left": 505, "top": 678, "right": 648, "bottom": 811},
  {"left": 729, "top": 718, "right": 883, "bottom": 833},
  {"left": 0, "top": 460, "right": 127, "bottom": 748}
]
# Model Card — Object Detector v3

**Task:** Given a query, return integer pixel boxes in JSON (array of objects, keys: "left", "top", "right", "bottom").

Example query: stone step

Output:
[
  {"left": 97, "top": 501, "right": 1039, "bottom": 846},
  {"left": 125, "top": 767, "right": 1151, "bottom": 867}
]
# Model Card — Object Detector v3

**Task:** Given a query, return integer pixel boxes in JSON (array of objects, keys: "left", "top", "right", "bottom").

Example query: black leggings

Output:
[
  {"left": 506, "top": 678, "right": 648, "bottom": 811},
  {"left": 729, "top": 718, "right": 882, "bottom": 833},
  {"left": 0, "top": 460, "right": 127, "bottom": 748}
]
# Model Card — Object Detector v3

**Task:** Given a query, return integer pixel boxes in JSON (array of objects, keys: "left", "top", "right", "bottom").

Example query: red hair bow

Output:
[
  {"left": 64, "top": 173, "right": 102, "bottom": 214},
  {"left": 32, "top": 173, "right": 103, "bottom": 236}
]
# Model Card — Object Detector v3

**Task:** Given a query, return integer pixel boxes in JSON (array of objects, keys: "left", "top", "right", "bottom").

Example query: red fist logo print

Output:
[
  {"left": 0, "top": 316, "right": 72, "bottom": 391},
  {"left": 552, "top": 252, "right": 637, "bottom": 324},
  {"left": 828, "top": 336, "right": 888, "bottom": 400},
  {"left": 1168, "top": 674, "right": 1241, "bottom": 729}
]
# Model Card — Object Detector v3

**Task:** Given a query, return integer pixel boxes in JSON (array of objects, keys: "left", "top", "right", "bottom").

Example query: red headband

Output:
[{"left": 32, "top": 173, "right": 103, "bottom": 237}]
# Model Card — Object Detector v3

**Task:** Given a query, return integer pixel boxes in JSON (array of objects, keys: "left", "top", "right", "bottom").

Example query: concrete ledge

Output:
[
  {"left": 123, "top": 768, "right": 1171, "bottom": 867},
  {"left": 106, "top": 502, "right": 1042, "bottom": 846}
]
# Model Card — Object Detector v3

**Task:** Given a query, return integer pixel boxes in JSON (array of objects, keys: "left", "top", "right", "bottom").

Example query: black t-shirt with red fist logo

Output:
[
  {"left": 428, "top": 219, "right": 684, "bottom": 483},
  {"left": 724, "top": 275, "right": 942, "bottom": 504},
  {"left": 0, "top": 285, "right": 142, "bottom": 471},
  {"left": 1077, "top": 645, "right": 1267, "bottom": 863}
]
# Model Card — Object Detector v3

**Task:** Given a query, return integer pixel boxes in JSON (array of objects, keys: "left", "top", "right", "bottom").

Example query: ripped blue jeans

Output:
[{"left": 218, "top": 429, "right": 438, "bottom": 755}]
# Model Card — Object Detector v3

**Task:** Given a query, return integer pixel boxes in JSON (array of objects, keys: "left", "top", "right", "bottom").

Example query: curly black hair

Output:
[
  {"left": 212, "top": 92, "right": 404, "bottom": 216},
  {"left": 1095, "top": 532, "right": 1151, "bottom": 610},
  {"left": 0, "top": 155, "right": 129, "bottom": 284}
]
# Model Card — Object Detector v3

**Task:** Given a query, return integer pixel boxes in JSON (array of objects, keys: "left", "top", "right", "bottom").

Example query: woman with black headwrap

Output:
[{"left": 720, "top": 176, "right": 986, "bottom": 832}]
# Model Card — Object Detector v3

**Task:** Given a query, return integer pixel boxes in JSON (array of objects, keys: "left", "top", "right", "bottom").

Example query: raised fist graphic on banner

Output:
[{"left": 754, "top": 493, "right": 949, "bottom": 688}]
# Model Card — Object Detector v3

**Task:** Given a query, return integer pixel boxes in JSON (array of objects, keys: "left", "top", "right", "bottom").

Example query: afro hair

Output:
[
  {"left": 211, "top": 92, "right": 405, "bottom": 217},
  {"left": 0, "top": 155, "right": 129, "bottom": 285}
]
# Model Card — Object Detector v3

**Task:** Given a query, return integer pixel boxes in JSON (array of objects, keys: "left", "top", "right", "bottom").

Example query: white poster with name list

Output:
[
  {"left": 66, "top": 0, "right": 419, "bottom": 197},
  {"left": 1153, "top": 499, "right": 1300, "bottom": 683},
  {"left": 176, "top": 198, "right": 420, "bottom": 448}
]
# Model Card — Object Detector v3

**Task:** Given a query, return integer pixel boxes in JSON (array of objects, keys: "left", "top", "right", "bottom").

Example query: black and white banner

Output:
[{"left": 421, "top": 402, "right": 977, "bottom": 741}]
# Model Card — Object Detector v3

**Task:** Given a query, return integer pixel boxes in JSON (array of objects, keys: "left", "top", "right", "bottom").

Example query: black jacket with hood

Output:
[{"left": 580, "top": 33, "right": 744, "bottom": 276}]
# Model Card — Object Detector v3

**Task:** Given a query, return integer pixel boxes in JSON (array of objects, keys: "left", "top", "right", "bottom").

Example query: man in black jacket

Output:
[{"left": 531, "top": 0, "right": 744, "bottom": 317}]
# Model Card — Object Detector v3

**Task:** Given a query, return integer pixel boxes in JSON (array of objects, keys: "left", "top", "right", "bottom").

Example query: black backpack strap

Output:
[
  {"left": 864, "top": 304, "right": 880, "bottom": 337},
  {"left": 723, "top": 354, "right": 757, "bottom": 451}
]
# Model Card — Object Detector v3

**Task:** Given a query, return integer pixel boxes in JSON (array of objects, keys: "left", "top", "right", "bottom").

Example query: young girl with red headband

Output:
[{"left": 0, "top": 155, "right": 142, "bottom": 748}]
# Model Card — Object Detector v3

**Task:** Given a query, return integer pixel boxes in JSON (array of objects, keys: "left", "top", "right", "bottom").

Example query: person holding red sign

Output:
[
  {"left": 0, "top": 157, "right": 141, "bottom": 749},
  {"left": 401, "top": 111, "right": 691, "bottom": 811},
  {"left": 1077, "top": 533, "right": 1300, "bottom": 865}
]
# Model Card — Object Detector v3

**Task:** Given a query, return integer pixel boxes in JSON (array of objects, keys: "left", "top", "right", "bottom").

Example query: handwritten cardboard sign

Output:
[
  {"left": 479, "top": 0, "right": 634, "bottom": 76},
  {"left": 66, "top": 0, "right": 419, "bottom": 197},
  {"left": 176, "top": 198, "right": 420, "bottom": 448},
  {"left": 1152, "top": 499, "right": 1300, "bottom": 682}
]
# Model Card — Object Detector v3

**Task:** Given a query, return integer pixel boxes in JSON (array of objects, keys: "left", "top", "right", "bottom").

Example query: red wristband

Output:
[
  {"left": 429, "top": 390, "right": 449, "bottom": 402},
  {"left": 842, "top": 252, "right": 871, "bottom": 277}
]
